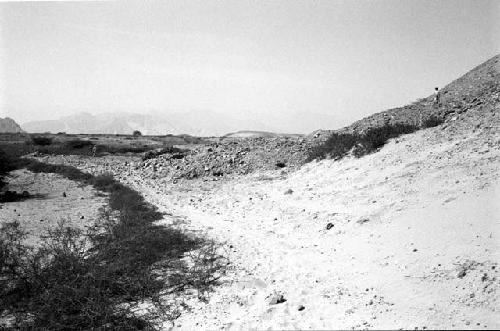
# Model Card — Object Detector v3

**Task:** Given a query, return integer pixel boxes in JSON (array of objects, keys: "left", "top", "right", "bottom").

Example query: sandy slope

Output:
[
  {"left": 143, "top": 107, "right": 499, "bottom": 330},
  {"left": 36, "top": 105, "right": 499, "bottom": 329}
]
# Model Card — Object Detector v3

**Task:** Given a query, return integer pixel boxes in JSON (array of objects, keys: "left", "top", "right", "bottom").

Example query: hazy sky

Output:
[{"left": 1, "top": 0, "right": 499, "bottom": 129}]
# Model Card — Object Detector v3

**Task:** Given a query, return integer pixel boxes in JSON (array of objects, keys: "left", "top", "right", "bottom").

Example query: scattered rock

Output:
[
  {"left": 298, "top": 305, "right": 305, "bottom": 311},
  {"left": 326, "top": 223, "right": 334, "bottom": 230},
  {"left": 134, "top": 137, "right": 313, "bottom": 181},
  {"left": 284, "top": 189, "right": 294, "bottom": 195},
  {"left": 268, "top": 292, "right": 287, "bottom": 305},
  {"left": 62, "top": 192, "right": 67, "bottom": 197},
  {"left": 357, "top": 218, "right": 370, "bottom": 224},
  {"left": 276, "top": 161, "right": 286, "bottom": 168},
  {"left": 457, "top": 260, "right": 479, "bottom": 278}
]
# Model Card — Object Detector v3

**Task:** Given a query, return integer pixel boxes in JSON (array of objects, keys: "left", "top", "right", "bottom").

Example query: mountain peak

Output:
[{"left": 0, "top": 117, "right": 24, "bottom": 133}]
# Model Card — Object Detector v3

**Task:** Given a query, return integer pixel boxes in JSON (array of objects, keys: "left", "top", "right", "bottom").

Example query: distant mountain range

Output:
[
  {"left": 22, "top": 110, "right": 348, "bottom": 136},
  {"left": 0, "top": 117, "right": 24, "bottom": 133}
]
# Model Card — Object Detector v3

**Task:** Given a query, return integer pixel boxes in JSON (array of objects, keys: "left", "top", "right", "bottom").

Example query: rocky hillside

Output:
[
  {"left": 137, "top": 54, "right": 500, "bottom": 181},
  {"left": 307, "top": 54, "right": 499, "bottom": 140},
  {"left": 0, "top": 117, "right": 24, "bottom": 133}
]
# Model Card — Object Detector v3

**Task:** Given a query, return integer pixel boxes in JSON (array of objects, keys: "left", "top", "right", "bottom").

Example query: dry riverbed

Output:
[{"left": 18, "top": 106, "right": 500, "bottom": 330}]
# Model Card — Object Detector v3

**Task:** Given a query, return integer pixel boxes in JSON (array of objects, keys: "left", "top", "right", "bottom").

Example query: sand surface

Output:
[{"left": 0, "top": 169, "right": 107, "bottom": 246}]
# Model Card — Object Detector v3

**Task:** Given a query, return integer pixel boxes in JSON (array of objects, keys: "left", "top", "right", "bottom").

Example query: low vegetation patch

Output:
[
  {"left": 103, "top": 144, "right": 158, "bottom": 155},
  {"left": 308, "top": 116, "right": 444, "bottom": 162},
  {"left": 31, "top": 136, "right": 53, "bottom": 146},
  {"left": 422, "top": 115, "right": 445, "bottom": 128},
  {"left": 307, "top": 132, "right": 360, "bottom": 161},
  {"left": 142, "top": 146, "right": 189, "bottom": 161},
  {"left": 0, "top": 149, "right": 22, "bottom": 190},
  {"left": 25, "top": 136, "right": 161, "bottom": 157},
  {"left": 356, "top": 123, "right": 417, "bottom": 154},
  {"left": 0, "top": 151, "right": 226, "bottom": 330},
  {"left": 64, "top": 139, "right": 94, "bottom": 149}
]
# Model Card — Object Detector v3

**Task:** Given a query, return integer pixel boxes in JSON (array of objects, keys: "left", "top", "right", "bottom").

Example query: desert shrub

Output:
[
  {"left": 357, "top": 123, "right": 417, "bottom": 154},
  {"left": 178, "top": 134, "right": 205, "bottom": 145},
  {"left": 0, "top": 148, "right": 16, "bottom": 176},
  {"left": 307, "top": 132, "right": 360, "bottom": 161},
  {"left": 91, "top": 173, "right": 116, "bottom": 191},
  {"left": 307, "top": 123, "right": 419, "bottom": 161},
  {"left": 0, "top": 148, "right": 22, "bottom": 189},
  {"left": 0, "top": 220, "right": 154, "bottom": 330},
  {"left": 276, "top": 162, "right": 286, "bottom": 168},
  {"left": 422, "top": 115, "right": 444, "bottom": 128},
  {"left": 99, "top": 144, "right": 161, "bottom": 156},
  {"left": 31, "top": 136, "right": 53, "bottom": 146},
  {"left": 0, "top": 164, "right": 226, "bottom": 329},
  {"left": 142, "top": 146, "right": 188, "bottom": 161},
  {"left": 64, "top": 139, "right": 93, "bottom": 149},
  {"left": 26, "top": 138, "right": 95, "bottom": 157}
]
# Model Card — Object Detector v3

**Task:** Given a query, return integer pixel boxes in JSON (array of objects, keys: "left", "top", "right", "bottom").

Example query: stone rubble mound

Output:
[{"left": 137, "top": 136, "right": 313, "bottom": 181}]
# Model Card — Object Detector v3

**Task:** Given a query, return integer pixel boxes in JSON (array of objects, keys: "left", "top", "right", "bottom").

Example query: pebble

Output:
[{"left": 268, "top": 292, "right": 286, "bottom": 305}]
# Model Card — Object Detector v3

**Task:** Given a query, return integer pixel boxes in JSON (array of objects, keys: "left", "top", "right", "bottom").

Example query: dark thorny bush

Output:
[
  {"left": 422, "top": 115, "right": 444, "bottom": 128},
  {"left": 307, "top": 132, "right": 360, "bottom": 161},
  {"left": 307, "top": 123, "right": 419, "bottom": 161},
  {"left": 30, "top": 139, "right": 95, "bottom": 156},
  {"left": 91, "top": 173, "right": 116, "bottom": 191},
  {"left": 275, "top": 161, "right": 286, "bottom": 168},
  {"left": 0, "top": 158, "right": 227, "bottom": 330},
  {"left": 0, "top": 148, "right": 21, "bottom": 190},
  {"left": 141, "top": 146, "right": 188, "bottom": 161},
  {"left": 31, "top": 136, "right": 53, "bottom": 146},
  {"left": 357, "top": 123, "right": 417, "bottom": 154},
  {"left": 64, "top": 139, "right": 94, "bottom": 149},
  {"left": 104, "top": 145, "right": 153, "bottom": 155}
]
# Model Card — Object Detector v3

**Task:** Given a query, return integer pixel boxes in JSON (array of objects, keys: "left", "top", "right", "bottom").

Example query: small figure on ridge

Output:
[{"left": 434, "top": 87, "right": 441, "bottom": 107}]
